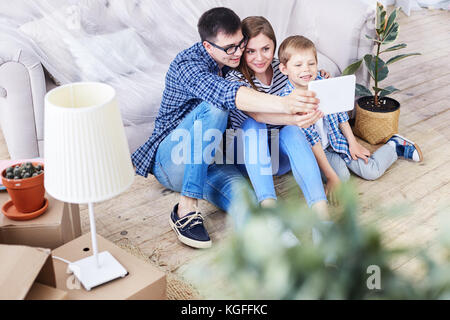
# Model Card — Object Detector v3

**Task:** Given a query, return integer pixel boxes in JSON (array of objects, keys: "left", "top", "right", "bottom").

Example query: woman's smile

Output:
[
  {"left": 245, "top": 33, "right": 275, "bottom": 76},
  {"left": 253, "top": 62, "right": 268, "bottom": 69}
]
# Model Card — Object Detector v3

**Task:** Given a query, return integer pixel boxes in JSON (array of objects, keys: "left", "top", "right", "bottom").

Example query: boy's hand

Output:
[
  {"left": 319, "top": 69, "right": 331, "bottom": 79},
  {"left": 284, "top": 89, "right": 320, "bottom": 114},
  {"left": 325, "top": 175, "right": 341, "bottom": 205},
  {"left": 349, "top": 141, "right": 371, "bottom": 164}
]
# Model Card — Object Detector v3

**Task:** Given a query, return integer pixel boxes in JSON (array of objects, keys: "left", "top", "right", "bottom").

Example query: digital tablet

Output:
[{"left": 308, "top": 74, "right": 355, "bottom": 115}]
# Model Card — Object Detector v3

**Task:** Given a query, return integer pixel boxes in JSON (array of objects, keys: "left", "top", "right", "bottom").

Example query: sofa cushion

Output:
[
  {"left": 19, "top": 8, "right": 81, "bottom": 84},
  {"left": 18, "top": 0, "right": 124, "bottom": 84},
  {"left": 65, "top": 28, "right": 154, "bottom": 81},
  {"left": 317, "top": 52, "right": 341, "bottom": 77}
]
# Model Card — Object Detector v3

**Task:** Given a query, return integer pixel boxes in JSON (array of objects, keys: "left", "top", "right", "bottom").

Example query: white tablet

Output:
[{"left": 308, "top": 74, "right": 355, "bottom": 115}]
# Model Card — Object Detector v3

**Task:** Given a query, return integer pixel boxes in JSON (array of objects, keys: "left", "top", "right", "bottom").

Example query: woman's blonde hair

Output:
[{"left": 238, "top": 16, "right": 277, "bottom": 91}]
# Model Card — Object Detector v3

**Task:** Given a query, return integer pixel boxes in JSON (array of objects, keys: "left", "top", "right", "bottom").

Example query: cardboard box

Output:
[
  {"left": 0, "top": 243, "right": 62, "bottom": 299},
  {"left": 52, "top": 232, "right": 166, "bottom": 300},
  {"left": 0, "top": 191, "right": 81, "bottom": 249},
  {"left": 25, "top": 283, "right": 67, "bottom": 300}
]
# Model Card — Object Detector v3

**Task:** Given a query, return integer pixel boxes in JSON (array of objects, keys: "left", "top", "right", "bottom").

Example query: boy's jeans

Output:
[
  {"left": 237, "top": 118, "right": 327, "bottom": 207},
  {"left": 323, "top": 144, "right": 398, "bottom": 181},
  {"left": 152, "top": 101, "right": 248, "bottom": 212}
]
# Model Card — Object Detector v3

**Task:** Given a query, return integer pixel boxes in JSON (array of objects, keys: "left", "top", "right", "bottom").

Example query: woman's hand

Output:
[
  {"left": 283, "top": 88, "right": 320, "bottom": 114},
  {"left": 349, "top": 141, "right": 371, "bottom": 164},
  {"left": 292, "top": 110, "right": 323, "bottom": 128},
  {"left": 319, "top": 69, "right": 331, "bottom": 79}
]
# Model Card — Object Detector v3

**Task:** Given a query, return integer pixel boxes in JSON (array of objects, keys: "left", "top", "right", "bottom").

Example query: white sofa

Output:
[{"left": 0, "top": 0, "right": 375, "bottom": 159}]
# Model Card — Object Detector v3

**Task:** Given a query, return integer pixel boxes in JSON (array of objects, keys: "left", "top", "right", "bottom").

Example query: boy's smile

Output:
[{"left": 279, "top": 49, "right": 318, "bottom": 89}]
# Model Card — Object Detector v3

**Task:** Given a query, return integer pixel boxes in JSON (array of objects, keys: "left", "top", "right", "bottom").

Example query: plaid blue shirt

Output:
[
  {"left": 279, "top": 79, "right": 352, "bottom": 163},
  {"left": 131, "top": 42, "right": 244, "bottom": 177}
]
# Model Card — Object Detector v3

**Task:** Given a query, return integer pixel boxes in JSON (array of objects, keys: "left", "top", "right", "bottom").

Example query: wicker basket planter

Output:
[{"left": 353, "top": 96, "right": 400, "bottom": 145}]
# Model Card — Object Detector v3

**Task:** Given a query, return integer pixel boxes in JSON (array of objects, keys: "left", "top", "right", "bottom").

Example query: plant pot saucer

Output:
[{"left": 2, "top": 197, "right": 49, "bottom": 221}]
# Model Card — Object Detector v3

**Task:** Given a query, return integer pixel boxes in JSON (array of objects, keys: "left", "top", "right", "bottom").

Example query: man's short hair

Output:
[
  {"left": 278, "top": 35, "right": 317, "bottom": 65},
  {"left": 197, "top": 7, "right": 241, "bottom": 42}
]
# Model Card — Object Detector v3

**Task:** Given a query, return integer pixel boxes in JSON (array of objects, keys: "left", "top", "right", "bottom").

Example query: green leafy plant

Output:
[
  {"left": 342, "top": 2, "right": 421, "bottom": 106},
  {"left": 184, "top": 181, "right": 450, "bottom": 299}
]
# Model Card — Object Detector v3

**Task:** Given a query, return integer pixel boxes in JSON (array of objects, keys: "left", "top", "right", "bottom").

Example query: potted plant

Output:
[
  {"left": 342, "top": 2, "right": 420, "bottom": 144},
  {"left": 1, "top": 162, "right": 45, "bottom": 214}
]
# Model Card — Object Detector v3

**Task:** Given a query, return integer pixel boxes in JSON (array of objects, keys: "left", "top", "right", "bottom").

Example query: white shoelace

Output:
[{"left": 175, "top": 212, "right": 204, "bottom": 230}]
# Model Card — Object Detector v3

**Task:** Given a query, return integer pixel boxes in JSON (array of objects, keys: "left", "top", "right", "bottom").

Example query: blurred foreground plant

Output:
[{"left": 184, "top": 181, "right": 450, "bottom": 299}]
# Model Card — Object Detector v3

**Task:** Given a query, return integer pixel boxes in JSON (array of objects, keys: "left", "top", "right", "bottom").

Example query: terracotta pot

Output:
[{"left": 1, "top": 162, "right": 45, "bottom": 213}]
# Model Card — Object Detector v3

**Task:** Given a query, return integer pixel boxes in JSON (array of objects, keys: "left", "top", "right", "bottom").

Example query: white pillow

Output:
[
  {"left": 0, "top": 0, "right": 42, "bottom": 24},
  {"left": 19, "top": 8, "right": 82, "bottom": 84},
  {"left": 78, "top": 0, "right": 124, "bottom": 34},
  {"left": 18, "top": 0, "right": 124, "bottom": 84},
  {"left": 65, "top": 28, "right": 154, "bottom": 82}
]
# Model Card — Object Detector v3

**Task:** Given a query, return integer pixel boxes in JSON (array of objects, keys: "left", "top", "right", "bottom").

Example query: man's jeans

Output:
[
  {"left": 236, "top": 118, "right": 327, "bottom": 207},
  {"left": 323, "top": 144, "right": 398, "bottom": 182},
  {"left": 152, "top": 101, "right": 248, "bottom": 212}
]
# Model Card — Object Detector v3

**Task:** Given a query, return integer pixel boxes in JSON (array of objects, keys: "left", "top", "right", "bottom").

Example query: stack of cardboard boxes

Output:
[{"left": 0, "top": 191, "right": 167, "bottom": 300}]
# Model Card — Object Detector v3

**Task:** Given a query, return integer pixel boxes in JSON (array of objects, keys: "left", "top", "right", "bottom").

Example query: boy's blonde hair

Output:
[{"left": 278, "top": 35, "right": 317, "bottom": 65}]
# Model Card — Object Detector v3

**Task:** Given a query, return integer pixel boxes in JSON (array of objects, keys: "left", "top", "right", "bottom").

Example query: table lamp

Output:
[{"left": 44, "top": 82, "right": 134, "bottom": 291}]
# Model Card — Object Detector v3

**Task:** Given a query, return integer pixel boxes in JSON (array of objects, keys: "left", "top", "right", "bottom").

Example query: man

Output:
[{"left": 132, "top": 7, "right": 322, "bottom": 249}]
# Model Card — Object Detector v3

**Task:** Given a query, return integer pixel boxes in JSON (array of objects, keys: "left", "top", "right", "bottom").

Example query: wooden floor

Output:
[{"left": 1, "top": 8, "right": 449, "bottom": 283}]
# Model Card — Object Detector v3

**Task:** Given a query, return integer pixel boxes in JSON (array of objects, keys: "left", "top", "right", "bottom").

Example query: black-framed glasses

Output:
[{"left": 206, "top": 36, "right": 248, "bottom": 55}]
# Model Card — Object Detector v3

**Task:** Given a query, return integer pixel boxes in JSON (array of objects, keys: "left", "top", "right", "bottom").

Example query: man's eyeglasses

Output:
[{"left": 206, "top": 37, "right": 248, "bottom": 55}]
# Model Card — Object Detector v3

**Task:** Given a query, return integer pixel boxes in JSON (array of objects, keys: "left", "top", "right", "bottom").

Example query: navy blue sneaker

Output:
[
  {"left": 387, "top": 134, "right": 423, "bottom": 162},
  {"left": 169, "top": 203, "right": 211, "bottom": 249}
]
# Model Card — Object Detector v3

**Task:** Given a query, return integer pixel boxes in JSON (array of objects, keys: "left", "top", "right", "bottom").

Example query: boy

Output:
[{"left": 277, "top": 35, "right": 423, "bottom": 196}]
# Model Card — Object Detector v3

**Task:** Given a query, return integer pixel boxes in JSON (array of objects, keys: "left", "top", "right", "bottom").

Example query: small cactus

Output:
[{"left": 3, "top": 163, "right": 44, "bottom": 180}]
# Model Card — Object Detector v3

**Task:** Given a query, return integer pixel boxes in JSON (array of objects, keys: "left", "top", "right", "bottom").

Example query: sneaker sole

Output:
[
  {"left": 169, "top": 217, "right": 212, "bottom": 249},
  {"left": 392, "top": 134, "right": 424, "bottom": 162}
]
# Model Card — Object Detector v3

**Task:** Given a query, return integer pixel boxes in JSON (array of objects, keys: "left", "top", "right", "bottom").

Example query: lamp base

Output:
[{"left": 68, "top": 251, "right": 128, "bottom": 291}]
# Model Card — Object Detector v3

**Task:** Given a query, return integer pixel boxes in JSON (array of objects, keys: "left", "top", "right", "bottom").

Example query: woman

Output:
[{"left": 226, "top": 16, "right": 332, "bottom": 221}]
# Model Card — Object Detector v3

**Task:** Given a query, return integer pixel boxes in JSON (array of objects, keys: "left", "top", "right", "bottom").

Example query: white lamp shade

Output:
[{"left": 44, "top": 82, "right": 134, "bottom": 204}]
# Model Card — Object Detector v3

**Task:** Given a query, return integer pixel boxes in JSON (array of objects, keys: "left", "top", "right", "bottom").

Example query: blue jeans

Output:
[
  {"left": 236, "top": 118, "right": 327, "bottom": 207},
  {"left": 152, "top": 101, "right": 249, "bottom": 213}
]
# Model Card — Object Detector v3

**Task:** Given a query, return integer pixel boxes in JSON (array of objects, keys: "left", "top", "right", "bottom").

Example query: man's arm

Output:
[
  {"left": 246, "top": 110, "right": 323, "bottom": 128},
  {"left": 235, "top": 86, "right": 320, "bottom": 115},
  {"left": 178, "top": 58, "right": 319, "bottom": 115}
]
